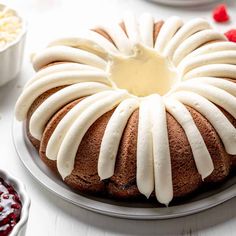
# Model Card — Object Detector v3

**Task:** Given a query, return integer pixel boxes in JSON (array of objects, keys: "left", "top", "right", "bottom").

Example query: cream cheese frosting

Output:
[
  {"left": 151, "top": 94, "right": 173, "bottom": 206},
  {"left": 137, "top": 96, "right": 155, "bottom": 198},
  {"left": 15, "top": 13, "right": 236, "bottom": 205},
  {"left": 165, "top": 97, "right": 214, "bottom": 179},
  {"left": 57, "top": 89, "right": 130, "bottom": 179},
  {"left": 46, "top": 90, "right": 115, "bottom": 161},
  {"left": 107, "top": 44, "right": 179, "bottom": 97},
  {"left": 98, "top": 97, "right": 139, "bottom": 180},
  {"left": 138, "top": 13, "right": 154, "bottom": 47}
]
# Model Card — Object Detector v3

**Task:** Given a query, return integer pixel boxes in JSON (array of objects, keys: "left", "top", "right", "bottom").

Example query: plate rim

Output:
[
  {"left": 12, "top": 118, "right": 236, "bottom": 220},
  {"left": 147, "top": 0, "right": 219, "bottom": 6}
]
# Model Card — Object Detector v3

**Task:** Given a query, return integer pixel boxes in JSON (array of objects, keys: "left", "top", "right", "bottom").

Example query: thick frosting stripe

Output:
[
  {"left": 155, "top": 16, "right": 183, "bottom": 54},
  {"left": 187, "top": 77, "right": 236, "bottom": 97},
  {"left": 123, "top": 12, "right": 140, "bottom": 44},
  {"left": 151, "top": 94, "right": 173, "bottom": 206},
  {"left": 24, "top": 63, "right": 103, "bottom": 88},
  {"left": 137, "top": 96, "right": 155, "bottom": 198},
  {"left": 182, "top": 41, "right": 236, "bottom": 62},
  {"left": 48, "top": 33, "right": 119, "bottom": 57},
  {"left": 179, "top": 51, "right": 236, "bottom": 75},
  {"left": 98, "top": 98, "right": 139, "bottom": 180},
  {"left": 173, "top": 82, "right": 236, "bottom": 118},
  {"left": 84, "top": 30, "right": 119, "bottom": 53},
  {"left": 29, "top": 83, "right": 112, "bottom": 140},
  {"left": 57, "top": 90, "right": 130, "bottom": 179},
  {"left": 184, "top": 64, "right": 236, "bottom": 80},
  {"left": 173, "top": 30, "right": 226, "bottom": 66},
  {"left": 164, "top": 18, "right": 211, "bottom": 59},
  {"left": 15, "top": 71, "right": 110, "bottom": 121},
  {"left": 171, "top": 91, "right": 236, "bottom": 155},
  {"left": 99, "top": 24, "right": 133, "bottom": 54},
  {"left": 46, "top": 90, "right": 117, "bottom": 160},
  {"left": 165, "top": 98, "right": 214, "bottom": 179},
  {"left": 32, "top": 45, "right": 107, "bottom": 71},
  {"left": 139, "top": 13, "right": 154, "bottom": 47}
]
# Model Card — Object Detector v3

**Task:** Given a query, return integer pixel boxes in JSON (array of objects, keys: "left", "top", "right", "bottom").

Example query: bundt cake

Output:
[{"left": 15, "top": 13, "right": 236, "bottom": 206}]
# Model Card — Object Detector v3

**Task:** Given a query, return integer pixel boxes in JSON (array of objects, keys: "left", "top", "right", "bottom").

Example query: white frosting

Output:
[
  {"left": 48, "top": 34, "right": 118, "bottom": 57},
  {"left": 32, "top": 45, "right": 107, "bottom": 71},
  {"left": 165, "top": 97, "right": 214, "bottom": 179},
  {"left": 171, "top": 91, "right": 236, "bottom": 155},
  {"left": 151, "top": 94, "right": 173, "bottom": 206},
  {"left": 15, "top": 13, "right": 236, "bottom": 204},
  {"left": 29, "top": 82, "right": 111, "bottom": 140},
  {"left": 164, "top": 18, "right": 211, "bottom": 59},
  {"left": 155, "top": 16, "right": 183, "bottom": 54},
  {"left": 57, "top": 90, "right": 130, "bottom": 179},
  {"left": 15, "top": 71, "right": 110, "bottom": 121},
  {"left": 123, "top": 12, "right": 140, "bottom": 44},
  {"left": 24, "top": 62, "right": 103, "bottom": 88},
  {"left": 139, "top": 13, "right": 154, "bottom": 47},
  {"left": 180, "top": 41, "right": 236, "bottom": 66},
  {"left": 173, "top": 30, "right": 226, "bottom": 66},
  {"left": 173, "top": 82, "right": 236, "bottom": 119},
  {"left": 98, "top": 98, "right": 139, "bottom": 180},
  {"left": 184, "top": 64, "right": 236, "bottom": 80},
  {"left": 179, "top": 51, "right": 236, "bottom": 75},
  {"left": 46, "top": 90, "right": 118, "bottom": 160},
  {"left": 99, "top": 23, "right": 133, "bottom": 54},
  {"left": 188, "top": 77, "right": 236, "bottom": 96},
  {"left": 85, "top": 30, "right": 119, "bottom": 53},
  {"left": 137, "top": 96, "right": 155, "bottom": 198}
]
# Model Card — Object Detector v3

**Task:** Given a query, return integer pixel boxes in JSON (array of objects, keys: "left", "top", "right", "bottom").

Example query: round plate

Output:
[
  {"left": 147, "top": 0, "right": 218, "bottom": 6},
  {"left": 12, "top": 119, "right": 236, "bottom": 219}
]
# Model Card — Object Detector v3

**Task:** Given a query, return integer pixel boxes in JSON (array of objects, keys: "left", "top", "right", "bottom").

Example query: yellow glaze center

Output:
[{"left": 107, "top": 44, "right": 179, "bottom": 97}]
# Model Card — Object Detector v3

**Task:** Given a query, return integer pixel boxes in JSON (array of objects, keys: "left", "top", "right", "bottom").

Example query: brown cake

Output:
[{"left": 15, "top": 13, "right": 236, "bottom": 206}]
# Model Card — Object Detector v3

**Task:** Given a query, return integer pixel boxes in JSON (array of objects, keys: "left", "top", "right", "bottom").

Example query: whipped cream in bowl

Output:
[{"left": 0, "top": 3, "right": 26, "bottom": 87}]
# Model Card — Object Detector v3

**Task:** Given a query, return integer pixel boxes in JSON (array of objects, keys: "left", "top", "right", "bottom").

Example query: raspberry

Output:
[
  {"left": 225, "top": 29, "right": 236, "bottom": 43},
  {"left": 213, "top": 4, "right": 230, "bottom": 23}
]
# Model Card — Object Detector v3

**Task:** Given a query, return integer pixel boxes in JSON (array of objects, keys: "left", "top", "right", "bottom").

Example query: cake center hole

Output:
[{"left": 107, "top": 44, "right": 179, "bottom": 97}]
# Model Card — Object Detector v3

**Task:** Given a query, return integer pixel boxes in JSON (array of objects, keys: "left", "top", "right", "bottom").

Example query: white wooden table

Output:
[{"left": 1, "top": 0, "right": 236, "bottom": 235}]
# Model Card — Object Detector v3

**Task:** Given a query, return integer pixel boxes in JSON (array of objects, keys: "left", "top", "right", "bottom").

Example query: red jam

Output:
[{"left": 0, "top": 178, "right": 22, "bottom": 236}]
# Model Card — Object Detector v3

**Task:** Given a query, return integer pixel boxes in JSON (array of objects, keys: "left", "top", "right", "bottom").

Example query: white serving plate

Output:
[
  {"left": 12, "top": 119, "right": 236, "bottom": 219},
  {"left": 148, "top": 0, "right": 219, "bottom": 6}
]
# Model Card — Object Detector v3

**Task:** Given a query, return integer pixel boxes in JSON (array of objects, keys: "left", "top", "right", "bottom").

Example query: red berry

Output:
[
  {"left": 2, "top": 194, "right": 9, "bottom": 199},
  {"left": 213, "top": 4, "right": 230, "bottom": 23},
  {"left": 225, "top": 29, "right": 236, "bottom": 43}
]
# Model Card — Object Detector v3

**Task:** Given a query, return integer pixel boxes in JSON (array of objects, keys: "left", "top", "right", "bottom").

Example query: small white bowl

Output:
[
  {"left": 0, "top": 169, "right": 30, "bottom": 236},
  {"left": 0, "top": 3, "right": 27, "bottom": 87}
]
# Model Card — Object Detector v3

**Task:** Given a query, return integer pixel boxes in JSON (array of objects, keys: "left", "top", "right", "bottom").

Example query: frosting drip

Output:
[
  {"left": 151, "top": 94, "right": 173, "bottom": 205},
  {"left": 137, "top": 96, "right": 155, "bottom": 198},
  {"left": 57, "top": 90, "right": 130, "bottom": 179},
  {"left": 98, "top": 97, "right": 139, "bottom": 180}
]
